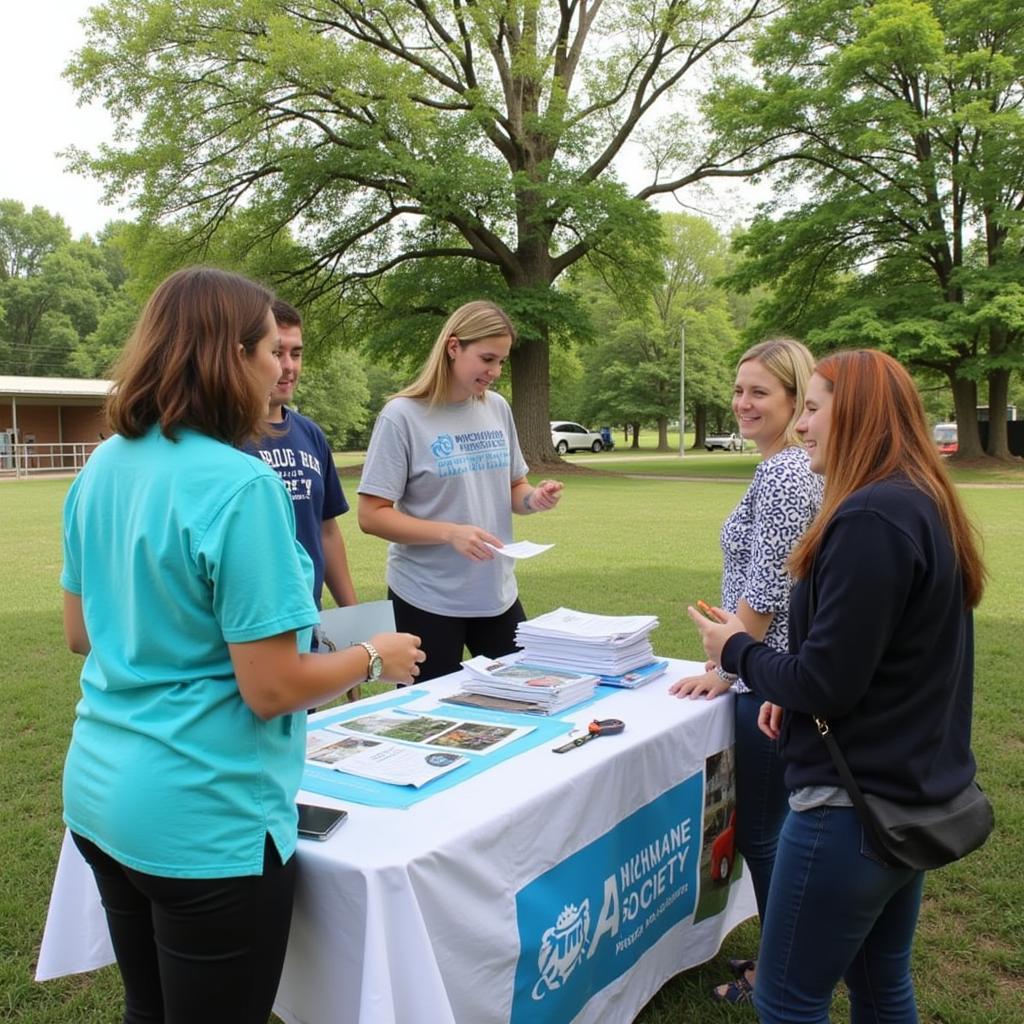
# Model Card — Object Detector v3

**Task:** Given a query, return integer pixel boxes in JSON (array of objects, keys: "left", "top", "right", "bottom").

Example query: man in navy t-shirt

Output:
[{"left": 251, "top": 300, "right": 358, "bottom": 613}]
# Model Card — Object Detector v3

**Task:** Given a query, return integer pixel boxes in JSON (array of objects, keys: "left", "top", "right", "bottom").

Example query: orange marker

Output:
[{"left": 697, "top": 599, "right": 727, "bottom": 624}]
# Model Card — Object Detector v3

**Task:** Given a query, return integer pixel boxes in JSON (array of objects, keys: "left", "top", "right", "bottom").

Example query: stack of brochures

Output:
[
  {"left": 455, "top": 655, "right": 599, "bottom": 714},
  {"left": 514, "top": 607, "right": 661, "bottom": 676}
]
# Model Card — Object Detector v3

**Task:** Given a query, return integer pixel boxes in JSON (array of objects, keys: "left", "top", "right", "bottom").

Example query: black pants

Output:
[
  {"left": 388, "top": 588, "right": 526, "bottom": 682},
  {"left": 71, "top": 832, "right": 296, "bottom": 1024}
]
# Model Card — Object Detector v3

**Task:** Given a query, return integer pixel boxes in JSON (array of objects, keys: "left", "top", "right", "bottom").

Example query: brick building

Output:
[{"left": 1, "top": 376, "right": 111, "bottom": 475}]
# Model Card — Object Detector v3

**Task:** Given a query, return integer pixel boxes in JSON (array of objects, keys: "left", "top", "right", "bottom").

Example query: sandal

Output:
[
  {"left": 727, "top": 958, "right": 756, "bottom": 978},
  {"left": 711, "top": 972, "right": 755, "bottom": 1006}
]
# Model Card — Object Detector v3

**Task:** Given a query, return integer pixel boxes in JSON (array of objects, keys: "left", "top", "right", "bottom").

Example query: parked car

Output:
[
  {"left": 704, "top": 431, "right": 745, "bottom": 451},
  {"left": 933, "top": 422, "right": 958, "bottom": 455},
  {"left": 551, "top": 421, "right": 605, "bottom": 454},
  {"left": 710, "top": 809, "right": 737, "bottom": 883}
]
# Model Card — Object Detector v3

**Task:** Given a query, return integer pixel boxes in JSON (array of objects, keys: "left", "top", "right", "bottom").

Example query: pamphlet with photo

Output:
[{"left": 305, "top": 709, "right": 535, "bottom": 786}]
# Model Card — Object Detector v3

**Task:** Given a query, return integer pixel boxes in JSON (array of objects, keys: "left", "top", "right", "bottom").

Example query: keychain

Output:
[{"left": 552, "top": 718, "right": 625, "bottom": 753}]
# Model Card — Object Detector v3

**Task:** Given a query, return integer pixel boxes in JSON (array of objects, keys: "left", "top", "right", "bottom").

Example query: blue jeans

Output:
[
  {"left": 734, "top": 690, "right": 790, "bottom": 924},
  {"left": 755, "top": 805, "right": 925, "bottom": 1024}
]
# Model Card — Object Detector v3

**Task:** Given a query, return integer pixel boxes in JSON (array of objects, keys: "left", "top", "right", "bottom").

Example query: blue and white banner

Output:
[{"left": 511, "top": 771, "right": 703, "bottom": 1024}]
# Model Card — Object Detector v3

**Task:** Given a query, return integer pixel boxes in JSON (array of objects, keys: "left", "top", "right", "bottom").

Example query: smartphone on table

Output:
[{"left": 297, "top": 803, "right": 348, "bottom": 841}]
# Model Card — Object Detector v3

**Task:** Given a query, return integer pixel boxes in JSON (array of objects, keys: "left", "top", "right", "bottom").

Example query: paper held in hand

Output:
[{"left": 484, "top": 540, "right": 554, "bottom": 559}]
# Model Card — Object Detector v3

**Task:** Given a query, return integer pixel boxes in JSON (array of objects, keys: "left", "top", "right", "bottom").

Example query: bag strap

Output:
[{"left": 813, "top": 716, "right": 877, "bottom": 822}]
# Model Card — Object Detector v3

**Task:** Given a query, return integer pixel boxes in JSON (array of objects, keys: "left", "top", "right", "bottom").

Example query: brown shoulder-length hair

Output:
[
  {"left": 789, "top": 349, "right": 985, "bottom": 608},
  {"left": 106, "top": 267, "right": 274, "bottom": 445}
]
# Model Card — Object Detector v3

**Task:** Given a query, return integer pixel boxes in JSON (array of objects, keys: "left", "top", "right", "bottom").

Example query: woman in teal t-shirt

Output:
[{"left": 61, "top": 267, "right": 423, "bottom": 1024}]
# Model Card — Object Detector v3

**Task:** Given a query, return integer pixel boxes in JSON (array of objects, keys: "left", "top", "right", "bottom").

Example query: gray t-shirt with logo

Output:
[{"left": 358, "top": 393, "right": 529, "bottom": 617}]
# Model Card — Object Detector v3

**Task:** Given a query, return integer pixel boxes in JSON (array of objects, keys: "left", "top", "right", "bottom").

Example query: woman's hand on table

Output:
[{"left": 668, "top": 668, "right": 733, "bottom": 700}]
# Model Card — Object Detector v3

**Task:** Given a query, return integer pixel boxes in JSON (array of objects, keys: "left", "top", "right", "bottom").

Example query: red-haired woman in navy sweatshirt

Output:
[{"left": 689, "top": 349, "right": 986, "bottom": 1024}]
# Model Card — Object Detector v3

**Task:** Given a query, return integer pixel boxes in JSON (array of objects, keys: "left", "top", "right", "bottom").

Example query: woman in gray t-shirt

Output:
[{"left": 358, "top": 300, "right": 563, "bottom": 681}]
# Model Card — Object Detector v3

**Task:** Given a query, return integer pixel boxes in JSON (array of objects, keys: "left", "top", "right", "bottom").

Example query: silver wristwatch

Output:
[{"left": 358, "top": 641, "right": 384, "bottom": 682}]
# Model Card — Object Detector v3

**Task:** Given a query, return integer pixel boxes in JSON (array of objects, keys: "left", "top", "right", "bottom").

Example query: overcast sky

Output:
[
  {"left": 0, "top": 1, "right": 123, "bottom": 236},
  {"left": 0, "top": 3, "right": 760, "bottom": 239}
]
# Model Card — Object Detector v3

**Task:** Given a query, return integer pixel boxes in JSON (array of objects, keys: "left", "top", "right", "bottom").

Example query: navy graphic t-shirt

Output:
[{"left": 247, "top": 408, "right": 348, "bottom": 608}]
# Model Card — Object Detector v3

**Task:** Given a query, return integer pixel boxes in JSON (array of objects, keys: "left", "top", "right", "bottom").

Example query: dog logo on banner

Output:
[{"left": 532, "top": 901, "right": 591, "bottom": 999}]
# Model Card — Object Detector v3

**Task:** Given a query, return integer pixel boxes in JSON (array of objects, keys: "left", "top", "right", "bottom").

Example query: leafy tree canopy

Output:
[
  {"left": 709, "top": 0, "right": 1024, "bottom": 457},
  {"left": 67, "top": 0, "right": 780, "bottom": 461},
  {"left": 0, "top": 217, "right": 122, "bottom": 377},
  {"left": 571, "top": 211, "right": 741, "bottom": 446},
  {"left": 293, "top": 346, "right": 371, "bottom": 450},
  {"left": 0, "top": 201, "right": 70, "bottom": 281}
]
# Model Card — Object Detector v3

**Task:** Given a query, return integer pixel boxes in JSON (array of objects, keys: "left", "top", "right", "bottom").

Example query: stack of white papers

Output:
[
  {"left": 459, "top": 655, "right": 599, "bottom": 713},
  {"left": 514, "top": 607, "right": 660, "bottom": 675}
]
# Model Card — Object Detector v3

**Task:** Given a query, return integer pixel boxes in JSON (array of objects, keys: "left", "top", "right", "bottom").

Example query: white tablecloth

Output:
[{"left": 38, "top": 660, "right": 755, "bottom": 1023}]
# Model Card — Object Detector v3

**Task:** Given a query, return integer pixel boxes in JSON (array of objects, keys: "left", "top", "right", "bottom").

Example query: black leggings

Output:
[
  {"left": 71, "top": 832, "right": 296, "bottom": 1024},
  {"left": 388, "top": 588, "right": 526, "bottom": 682}
]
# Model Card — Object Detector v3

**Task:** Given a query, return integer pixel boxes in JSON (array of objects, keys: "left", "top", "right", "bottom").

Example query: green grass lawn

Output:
[
  {"left": 1, "top": 470, "right": 1021, "bottom": 1023},
  {"left": 581, "top": 451, "right": 763, "bottom": 479},
  {"left": 339, "top": 434, "right": 1024, "bottom": 484}
]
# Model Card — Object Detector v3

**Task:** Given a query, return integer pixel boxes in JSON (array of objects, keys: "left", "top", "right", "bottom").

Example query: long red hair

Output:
[{"left": 789, "top": 350, "right": 985, "bottom": 608}]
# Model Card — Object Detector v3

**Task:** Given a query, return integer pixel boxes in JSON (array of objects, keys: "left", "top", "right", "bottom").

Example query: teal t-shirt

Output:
[{"left": 61, "top": 426, "right": 319, "bottom": 878}]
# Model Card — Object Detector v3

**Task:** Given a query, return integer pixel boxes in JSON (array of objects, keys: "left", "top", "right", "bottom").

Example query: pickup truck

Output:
[{"left": 704, "top": 431, "right": 745, "bottom": 451}]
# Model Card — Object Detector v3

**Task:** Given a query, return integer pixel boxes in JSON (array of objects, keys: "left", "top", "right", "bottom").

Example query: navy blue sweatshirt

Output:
[{"left": 721, "top": 476, "right": 977, "bottom": 805}]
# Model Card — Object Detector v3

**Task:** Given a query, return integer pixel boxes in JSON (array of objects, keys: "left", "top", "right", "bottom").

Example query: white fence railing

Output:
[{"left": 0, "top": 442, "right": 100, "bottom": 479}]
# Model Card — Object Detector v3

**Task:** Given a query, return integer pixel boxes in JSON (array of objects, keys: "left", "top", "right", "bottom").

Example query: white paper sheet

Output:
[
  {"left": 316, "top": 737, "right": 468, "bottom": 787},
  {"left": 485, "top": 540, "right": 554, "bottom": 559}
]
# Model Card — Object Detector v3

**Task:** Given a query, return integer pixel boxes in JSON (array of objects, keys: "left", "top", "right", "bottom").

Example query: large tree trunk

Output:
[
  {"left": 692, "top": 404, "right": 707, "bottom": 449},
  {"left": 950, "top": 374, "right": 984, "bottom": 459},
  {"left": 656, "top": 415, "right": 669, "bottom": 451},
  {"left": 985, "top": 368, "right": 1012, "bottom": 460},
  {"left": 509, "top": 335, "right": 557, "bottom": 467},
  {"left": 631, "top": 421, "right": 642, "bottom": 449}
]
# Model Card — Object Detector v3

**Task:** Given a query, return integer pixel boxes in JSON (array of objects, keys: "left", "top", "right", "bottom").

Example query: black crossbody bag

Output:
[{"left": 807, "top": 573, "right": 994, "bottom": 871}]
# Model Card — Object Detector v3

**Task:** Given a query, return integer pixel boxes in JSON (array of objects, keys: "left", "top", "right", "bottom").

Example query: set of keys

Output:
[{"left": 552, "top": 718, "right": 625, "bottom": 754}]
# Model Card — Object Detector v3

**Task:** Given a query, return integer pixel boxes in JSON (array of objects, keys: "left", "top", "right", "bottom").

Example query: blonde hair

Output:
[
  {"left": 736, "top": 337, "right": 816, "bottom": 450},
  {"left": 789, "top": 350, "right": 985, "bottom": 608},
  {"left": 395, "top": 300, "right": 516, "bottom": 407}
]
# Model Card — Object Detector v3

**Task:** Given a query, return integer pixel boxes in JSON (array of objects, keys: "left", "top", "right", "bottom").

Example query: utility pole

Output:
[{"left": 678, "top": 321, "right": 686, "bottom": 457}]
